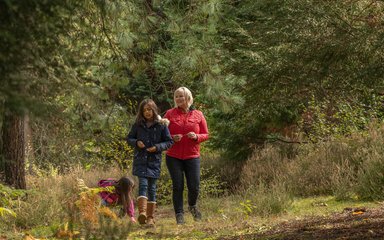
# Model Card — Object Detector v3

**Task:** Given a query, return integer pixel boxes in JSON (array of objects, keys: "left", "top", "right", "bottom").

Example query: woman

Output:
[{"left": 164, "top": 87, "right": 209, "bottom": 224}]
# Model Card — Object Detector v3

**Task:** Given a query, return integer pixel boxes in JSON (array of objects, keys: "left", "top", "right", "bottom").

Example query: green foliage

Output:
[
  {"left": 85, "top": 115, "right": 134, "bottom": 170},
  {"left": 238, "top": 124, "right": 384, "bottom": 203},
  {"left": 200, "top": 166, "right": 226, "bottom": 199},
  {"left": 236, "top": 200, "right": 256, "bottom": 217},
  {"left": 0, "top": 184, "right": 26, "bottom": 219},
  {"left": 356, "top": 151, "right": 384, "bottom": 201},
  {"left": 0, "top": 184, "right": 27, "bottom": 228},
  {"left": 240, "top": 181, "right": 293, "bottom": 217},
  {"left": 156, "top": 166, "right": 173, "bottom": 205},
  {"left": 0, "top": 207, "right": 16, "bottom": 218},
  {"left": 299, "top": 94, "right": 384, "bottom": 142},
  {"left": 211, "top": 0, "right": 384, "bottom": 161}
]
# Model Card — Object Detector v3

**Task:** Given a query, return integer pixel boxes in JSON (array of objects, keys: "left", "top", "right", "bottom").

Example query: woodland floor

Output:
[{"left": 219, "top": 207, "right": 384, "bottom": 240}]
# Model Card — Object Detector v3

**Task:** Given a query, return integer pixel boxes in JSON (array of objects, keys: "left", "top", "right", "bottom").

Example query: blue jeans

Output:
[
  {"left": 138, "top": 177, "right": 157, "bottom": 202},
  {"left": 166, "top": 155, "right": 200, "bottom": 214}
]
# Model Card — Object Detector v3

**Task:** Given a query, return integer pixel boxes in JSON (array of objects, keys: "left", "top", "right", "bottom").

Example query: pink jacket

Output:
[
  {"left": 98, "top": 179, "right": 135, "bottom": 218},
  {"left": 164, "top": 107, "right": 209, "bottom": 160}
]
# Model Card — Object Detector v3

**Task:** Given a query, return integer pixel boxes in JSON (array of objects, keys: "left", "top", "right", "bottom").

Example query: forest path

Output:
[{"left": 219, "top": 206, "right": 384, "bottom": 240}]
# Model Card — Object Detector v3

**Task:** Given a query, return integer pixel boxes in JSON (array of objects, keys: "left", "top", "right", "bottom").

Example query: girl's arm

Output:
[
  {"left": 155, "top": 126, "right": 174, "bottom": 152},
  {"left": 127, "top": 123, "right": 138, "bottom": 147},
  {"left": 126, "top": 199, "right": 135, "bottom": 218}
]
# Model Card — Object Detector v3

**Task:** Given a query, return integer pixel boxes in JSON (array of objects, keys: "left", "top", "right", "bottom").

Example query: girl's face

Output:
[
  {"left": 175, "top": 90, "right": 188, "bottom": 109},
  {"left": 143, "top": 104, "right": 154, "bottom": 121}
]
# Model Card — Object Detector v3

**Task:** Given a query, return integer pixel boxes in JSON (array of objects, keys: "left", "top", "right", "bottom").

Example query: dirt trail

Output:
[{"left": 220, "top": 207, "right": 384, "bottom": 240}]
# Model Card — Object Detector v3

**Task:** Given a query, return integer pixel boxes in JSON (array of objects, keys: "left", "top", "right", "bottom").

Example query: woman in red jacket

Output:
[{"left": 164, "top": 87, "right": 209, "bottom": 225}]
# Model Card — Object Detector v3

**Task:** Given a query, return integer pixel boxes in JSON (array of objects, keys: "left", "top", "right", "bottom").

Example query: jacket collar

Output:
[
  {"left": 139, "top": 119, "right": 159, "bottom": 128},
  {"left": 176, "top": 106, "right": 195, "bottom": 113}
]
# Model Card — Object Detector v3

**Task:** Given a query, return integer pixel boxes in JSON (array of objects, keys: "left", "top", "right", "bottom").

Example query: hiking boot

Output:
[
  {"left": 175, "top": 213, "right": 185, "bottom": 225},
  {"left": 146, "top": 202, "right": 156, "bottom": 226},
  {"left": 188, "top": 205, "right": 202, "bottom": 221},
  {"left": 137, "top": 196, "right": 147, "bottom": 224}
]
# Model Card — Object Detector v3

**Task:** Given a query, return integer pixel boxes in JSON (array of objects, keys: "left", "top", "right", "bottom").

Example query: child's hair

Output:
[
  {"left": 115, "top": 177, "right": 134, "bottom": 216},
  {"left": 135, "top": 99, "right": 159, "bottom": 124}
]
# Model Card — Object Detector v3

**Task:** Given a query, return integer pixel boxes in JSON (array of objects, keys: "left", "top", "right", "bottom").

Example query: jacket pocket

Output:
[{"left": 187, "top": 117, "right": 199, "bottom": 124}]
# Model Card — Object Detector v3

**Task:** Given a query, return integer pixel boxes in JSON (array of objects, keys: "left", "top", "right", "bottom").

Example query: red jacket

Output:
[{"left": 164, "top": 107, "right": 209, "bottom": 160}]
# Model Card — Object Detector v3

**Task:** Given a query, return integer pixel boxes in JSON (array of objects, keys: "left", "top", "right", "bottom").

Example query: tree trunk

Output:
[
  {"left": 24, "top": 114, "right": 35, "bottom": 175},
  {"left": 0, "top": 100, "right": 4, "bottom": 174},
  {"left": 3, "top": 111, "right": 26, "bottom": 189}
]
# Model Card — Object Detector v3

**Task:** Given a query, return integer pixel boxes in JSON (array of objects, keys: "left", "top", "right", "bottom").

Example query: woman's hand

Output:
[
  {"left": 146, "top": 146, "right": 157, "bottom": 153},
  {"left": 137, "top": 140, "right": 145, "bottom": 149},
  {"left": 130, "top": 217, "right": 137, "bottom": 223},
  {"left": 173, "top": 134, "right": 183, "bottom": 142},
  {"left": 187, "top": 132, "right": 197, "bottom": 140}
]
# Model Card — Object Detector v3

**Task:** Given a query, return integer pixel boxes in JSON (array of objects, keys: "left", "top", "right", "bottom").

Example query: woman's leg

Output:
[
  {"left": 184, "top": 157, "right": 202, "bottom": 220},
  {"left": 166, "top": 155, "right": 185, "bottom": 214},
  {"left": 184, "top": 157, "right": 200, "bottom": 207}
]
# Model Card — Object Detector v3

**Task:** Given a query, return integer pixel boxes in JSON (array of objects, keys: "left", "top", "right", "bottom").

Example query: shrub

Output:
[
  {"left": 356, "top": 154, "right": 384, "bottom": 201},
  {"left": 237, "top": 124, "right": 384, "bottom": 203},
  {"left": 240, "top": 180, "right": 293, "bottom": 217}
]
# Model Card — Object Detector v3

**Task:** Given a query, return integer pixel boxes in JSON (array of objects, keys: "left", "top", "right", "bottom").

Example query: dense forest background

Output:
[
  {"left": 2, "top": 0, "right": 384, "bottom": 185},
  {"left": 1, "top": 0, "right": 384, "bottom": 238}
]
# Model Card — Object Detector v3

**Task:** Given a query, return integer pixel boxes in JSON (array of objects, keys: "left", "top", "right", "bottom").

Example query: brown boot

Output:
[
  {"left": 146, "top": 202, "right": 156, "bottom": 226},
  {"left": 137, "top": 196, "right": 147, "bottom": 224}
]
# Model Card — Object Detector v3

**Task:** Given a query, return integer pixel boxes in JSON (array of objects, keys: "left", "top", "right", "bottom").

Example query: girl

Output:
[
  {"left": 127, "top": 99, "right": 173, "bottom": 225},
  {"left": 98, "top": 176, "right": 136, "bottom": 223}
]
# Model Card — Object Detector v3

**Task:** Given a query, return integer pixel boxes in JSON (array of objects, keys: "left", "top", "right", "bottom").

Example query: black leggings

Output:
[{"left": 166, "top": 155, "right": 200, "bottom": 214}]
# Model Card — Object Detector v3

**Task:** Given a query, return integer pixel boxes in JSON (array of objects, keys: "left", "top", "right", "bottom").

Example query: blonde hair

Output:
[{"left": 174, "top": 87, "right": 194, "bottom": 108}]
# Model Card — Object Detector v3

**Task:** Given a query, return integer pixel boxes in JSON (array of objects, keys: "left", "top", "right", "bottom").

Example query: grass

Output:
[
  {"left": 3, "top": 125, "right": 384, "bottom": 239},
  {"left": 288, "top": 196, "right": 379, "bottom": 217},
  {"left": 1, "top": 182, "right": 381, "bottom": 240},
  {"left": 116, "top": 195, "right": 380, "bottom": 240}
]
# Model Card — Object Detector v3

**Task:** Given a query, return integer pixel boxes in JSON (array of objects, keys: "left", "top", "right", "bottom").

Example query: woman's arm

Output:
[{"left": 196, "top": 113, "right": 209, "bottom": 143}]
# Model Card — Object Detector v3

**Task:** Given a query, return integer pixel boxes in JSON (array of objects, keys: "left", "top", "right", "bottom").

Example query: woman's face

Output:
[
  {"left": 175, "top": 90, "right": 188, "bottom": 109},
  {"left": 143, "top": 104, "right": 154, "bottom": 121}
]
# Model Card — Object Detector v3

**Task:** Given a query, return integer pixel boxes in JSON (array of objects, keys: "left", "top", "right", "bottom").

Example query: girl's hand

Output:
[
  {"left": 146, "top": 146, "right": 157, "bottom": 153},
  {"left": 173, "top": 134, "right": 183, "bottom": 142},
  {"left": 187, "top": 132, "right": 197, "bottom": 140},
  {"left": 137, "top": 141, "right": 145, "bottom": 149},
  {"left": 130, "top": 217, "right": 137, "bottom": 223}
]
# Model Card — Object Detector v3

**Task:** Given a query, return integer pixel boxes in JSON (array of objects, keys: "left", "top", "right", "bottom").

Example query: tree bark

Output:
[
  {"left": 24, "top": 114, "right": 35, "bottom": 175},
  {"left": 2, "top": 111, "right": 26, "bottom": 189}
]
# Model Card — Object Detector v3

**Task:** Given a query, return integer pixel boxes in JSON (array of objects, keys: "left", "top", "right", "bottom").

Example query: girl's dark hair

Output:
[
  {"left": 135, "top": 99, "right": 159, "bottom": 124},
  {"left": 115, "top": 177, "right": 134, "bottom": 216}
]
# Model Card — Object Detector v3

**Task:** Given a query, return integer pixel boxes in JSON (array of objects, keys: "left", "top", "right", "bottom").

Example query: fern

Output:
[{"left": 0, "top": 207, "right": 16, "bottom": 218}]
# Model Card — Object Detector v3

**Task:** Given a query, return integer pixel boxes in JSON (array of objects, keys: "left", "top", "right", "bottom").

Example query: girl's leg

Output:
[
  {"left": 147, "top": 177, "right": 157, "bottom": 202},
  {"left": 137, "top": 177, "right": 149, "bottom": 224},
  {"left": 147, "top": 178, "right": 157, "bottom": 225},
  {"left": 138, "top": 177, "right": 148, "bottom": 198},
  {"left": 166, "top": 155, "right": 185, "bottom": 214}
]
